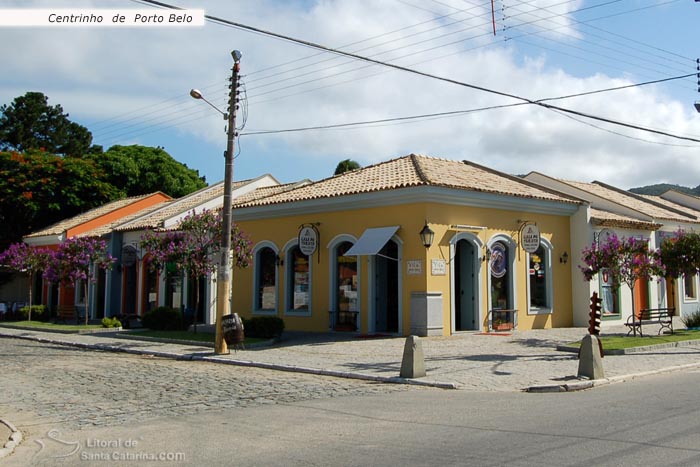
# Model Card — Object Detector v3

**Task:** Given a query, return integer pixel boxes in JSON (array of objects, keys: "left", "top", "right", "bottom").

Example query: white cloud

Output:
[{"left": 1, "top": 0, "right": 698, "bottom": 189}]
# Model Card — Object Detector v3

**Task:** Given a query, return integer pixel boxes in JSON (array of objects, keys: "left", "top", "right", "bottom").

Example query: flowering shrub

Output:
[
  {"left": 580, "top": 234, "right": 663, "bottom": 290},
  {"left": 0, "top": 242, "right": 53, "bottom": 321},
  {"left": 657, "top": 230, "right": 700, "bottom": 279},
  {"left": 44, "top": 237, "right": 115, "bottom": 325},
  {"left": 140, "top": 209, "right": 252, "bottom": 278}
]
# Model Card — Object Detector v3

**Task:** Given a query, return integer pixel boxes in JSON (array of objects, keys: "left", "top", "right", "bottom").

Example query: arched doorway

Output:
[
  {"left": 373, "top": 240, "right": 399, "bottom": 333},
  {"left": 455, "top": 239, "right": 478, "bottom": 330}
]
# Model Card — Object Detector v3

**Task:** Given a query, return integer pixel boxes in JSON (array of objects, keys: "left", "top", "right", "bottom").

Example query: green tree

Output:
[
  {"left": 0, "top": 92, "right": 94, "bottom": 157},
  {"left": 92, "top": 145, "right": 206, "bottom": 198},
  {"left": 334, "top": 159, "right": 361, "bottom": 175},
  {"left": 0, "top": 150, "right": 121, "bottom": 249}
]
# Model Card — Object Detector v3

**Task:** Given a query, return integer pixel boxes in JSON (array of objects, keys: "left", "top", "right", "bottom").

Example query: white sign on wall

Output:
[
  {"left": 431, "top": 259, "right": 446, "bottom": 276},
  {"left": 407, "top": 260, "right": 423, "bottom": 275}
]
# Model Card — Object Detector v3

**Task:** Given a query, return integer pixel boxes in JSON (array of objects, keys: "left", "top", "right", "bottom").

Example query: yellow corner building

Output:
[{"left": 231, "top": 154, "right": 582, "bottom": 336}]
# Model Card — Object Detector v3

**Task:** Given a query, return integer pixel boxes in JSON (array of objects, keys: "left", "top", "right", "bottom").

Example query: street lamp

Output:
[
  {"left": 190, "top": 50, "right": 242, "bottom": 354},
  {"left": 419, "top": 222, "right": 434, "bottom": 249}
]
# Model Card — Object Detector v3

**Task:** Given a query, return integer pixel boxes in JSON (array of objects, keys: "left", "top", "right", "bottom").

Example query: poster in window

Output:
[
  {"left": 490, "top": 242, "right": 507, "bottom": 279},
  {"left": 261, "top": 286, "right": 275, "bottom": 309}
]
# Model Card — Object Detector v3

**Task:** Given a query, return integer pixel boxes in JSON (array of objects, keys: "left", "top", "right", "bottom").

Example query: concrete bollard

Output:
[
  {"left": 400, "top": 335, "right": 426, "bottom": 378},
  {"left": 577, "top": 334, "right": 605, "bottom": 380}
]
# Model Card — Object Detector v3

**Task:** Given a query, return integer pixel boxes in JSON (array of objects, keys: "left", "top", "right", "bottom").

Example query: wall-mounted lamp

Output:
[
  {"left": 560, "top": 252, "right": 569, "bottom": 264},
  {"left": 419, "top": 223, "right": 435, "bottom": 249},
  {"left": 482, "top": 248, "right": 491, "bottom": 262},
  {"left": 275, "top": 255, "right": 284, "bottom": 267}
]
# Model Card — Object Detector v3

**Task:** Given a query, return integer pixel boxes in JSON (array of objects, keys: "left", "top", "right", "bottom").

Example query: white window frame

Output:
[
  {"left": 327, "top": 234, "right": 360, "bottom": 312},
  {"left": 683, "top": 273, "right": 698, "bottom": 303},
  {"left": 486, "top": 234, "right": 517, "bottom": 311},
  {"left": 526, "top": 239, "right": 553, "bottom": 315},
  {"left": 284, "top": 239, "right": 312, "bottom": 317},
  {"left": 252, "top": 241, "right": 279, "bottom": 315}
]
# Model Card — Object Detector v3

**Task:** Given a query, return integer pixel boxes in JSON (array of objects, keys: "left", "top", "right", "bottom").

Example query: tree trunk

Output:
[
  {"left": 27, "top": 272, "right": 33, "bottom": 322},
  {"left": 84, "top": 278, "right": 90, "bottom": 326}
]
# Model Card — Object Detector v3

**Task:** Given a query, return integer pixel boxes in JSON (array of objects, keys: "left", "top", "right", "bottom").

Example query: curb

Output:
[
  {"left": 107, "top": 332, "right": 277, "bottom": 349},
  {"left": 0, "top": 418, "right": 22, "bottom": 459},
  {"left": 0, "top": 332, "right": 459, "bottom": 390},
  {"left": 524, "top": 361, "right": 700, "bottom": 393},
  {"left": 0, "top": 324, "right": 122, "bottom": 334},
  {"left": 556, "top": 338, "right": 700, "bottom": 355}
]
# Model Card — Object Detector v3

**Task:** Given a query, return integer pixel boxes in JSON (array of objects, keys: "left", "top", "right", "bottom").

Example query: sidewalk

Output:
[{"left": 2, "top": 324, "right": 700, "bottom": 392}]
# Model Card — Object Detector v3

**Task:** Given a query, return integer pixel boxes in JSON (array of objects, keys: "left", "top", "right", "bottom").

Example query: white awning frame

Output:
[{"left": 344, "top": 226, "right": 400, "bottom": 260}]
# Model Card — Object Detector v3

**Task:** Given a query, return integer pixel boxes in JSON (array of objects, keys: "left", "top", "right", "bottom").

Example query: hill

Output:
[{"left": 628, "top": 183, "right": 697, "bottom": 196}]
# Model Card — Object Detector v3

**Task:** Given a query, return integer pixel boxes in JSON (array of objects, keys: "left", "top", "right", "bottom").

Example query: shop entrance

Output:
[
  {"left": 374, "top": 240, "right": 399, "bottom": 333},
  {"left": 455, "top": 239, "right": 478, "bottom": 331},
  {"left": 123, "top": 263, "right": 138, "bottom": 315}
]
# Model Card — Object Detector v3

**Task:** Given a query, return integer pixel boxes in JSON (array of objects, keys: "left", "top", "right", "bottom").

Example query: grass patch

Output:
[
  {"left": 568, "top": 330, "right": 700, "bottom": 351},
  {"left": 0, "top": 321, "right": 104, "bottom": 331},
  {"left": 130, "top": 329, "right": 266, "bottom": 345}
]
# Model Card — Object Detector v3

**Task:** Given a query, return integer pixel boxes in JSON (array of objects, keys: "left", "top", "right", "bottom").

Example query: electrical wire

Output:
[
  {"left": 109, "top": 0, "right": 698, "bottom": 148},
  {"left": 116, "top": 0, "right": 688, "bottom": 134}
]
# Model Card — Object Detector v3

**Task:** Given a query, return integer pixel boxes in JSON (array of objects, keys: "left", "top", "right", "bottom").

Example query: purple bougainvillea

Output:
[
  {"left": 140, "top": 209, "right": 252, "bottom": 330},
  {"left": 0, "top": 242, "right": 53, "bottom": 321},
  {"left": 44, "top": 237, "right": 115, "bottom": 325},
  {"left": 580, "top": 233, "right": 663, "bottom": 320}
]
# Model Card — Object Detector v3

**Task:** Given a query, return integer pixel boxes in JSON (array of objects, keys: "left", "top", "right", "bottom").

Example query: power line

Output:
[
  {"left": 240, "top": 73, "right": 699, "bottom": 141},
  {"left": 113, "top": 0, "right": 688, "bottom": 140},
  {"left": 134, "top": 0, "right": 700, "bottom": 145}
]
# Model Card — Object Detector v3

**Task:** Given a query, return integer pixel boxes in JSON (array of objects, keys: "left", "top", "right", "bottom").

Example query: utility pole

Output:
[{"left": 215, "top": 50, "right": 242, "bottom": 354}]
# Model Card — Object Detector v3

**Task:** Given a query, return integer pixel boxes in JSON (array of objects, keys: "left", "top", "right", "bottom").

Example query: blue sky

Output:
[{"left": 1, "top": 0, "right": 699, "bottom": 189}]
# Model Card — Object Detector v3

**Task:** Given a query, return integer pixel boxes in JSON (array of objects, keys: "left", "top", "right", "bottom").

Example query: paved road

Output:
[
  {"left": 5, "top": 341, "right": 700, "bottom": 466},
  {"left": 4, "top": 322, "right": 700, "bottom": 392},
  {"left": 0, "top": 338, "right": 417, "bottom": 434}
]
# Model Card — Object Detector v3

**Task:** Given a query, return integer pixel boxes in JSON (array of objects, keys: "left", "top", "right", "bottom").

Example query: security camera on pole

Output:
[{"left": 578, "top": 292, "right": 605, "bottom": 379}]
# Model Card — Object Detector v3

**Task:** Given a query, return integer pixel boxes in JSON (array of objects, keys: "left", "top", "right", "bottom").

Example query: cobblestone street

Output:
[{"left": 0, "top": 337, "right": 417, "bottom": 431}]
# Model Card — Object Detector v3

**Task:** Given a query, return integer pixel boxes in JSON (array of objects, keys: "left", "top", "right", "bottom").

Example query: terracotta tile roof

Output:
[
  {"left": 590, "top": 208, "right": 661, "bottom": 231},
  {"left": 640, "top": 194, "right": 700, "bottom": 219},
  {"left": 25, "top": 193, "right": 156, "bottom": 238},
  {"left": 237, "top": 154, "right": 579, "bottom": 208},
  {"left": 77, "top": 200, "right": 174, "bottom": 237},
  {"left": 232, "top": 181, "right": 311, "bottom": 207},
  {"left": 115, "top": 181, "right": 249, "bottom": 232},
  {"left": 563, "top": 180, "right": 696, "bottom": 222}
]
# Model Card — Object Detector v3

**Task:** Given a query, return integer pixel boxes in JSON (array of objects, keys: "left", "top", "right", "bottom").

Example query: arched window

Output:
[
  {"left": 528, "top": 241, "right": 553, "bottom": 314},
  {"left": 334, "top": 241, "right": 358, "bottom": 314},
  {"left": 489, "top": 239, "right": 512, "bottom": 310},
  {"left": 286, "top": 244, "right": 311, "bottom": 315},
  {"left": 254, "top": 245, "right": 278, "bottom": 313}
]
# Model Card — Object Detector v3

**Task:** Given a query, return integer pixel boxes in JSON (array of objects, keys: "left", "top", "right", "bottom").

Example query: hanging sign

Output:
[
  {"left": 122, "top": 245, "right": 137, "bottom": 267},
  {"left": 521, "top": 224, "right": 540, "bottom": 253},
  {"left": 298, "top": 226, "right": 318, "bottom": 256}
]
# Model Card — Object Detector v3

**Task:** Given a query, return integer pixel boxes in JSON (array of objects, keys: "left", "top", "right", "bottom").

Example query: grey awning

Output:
[{"left": 344, "top": 226, "right": 400, "bottom": 256}]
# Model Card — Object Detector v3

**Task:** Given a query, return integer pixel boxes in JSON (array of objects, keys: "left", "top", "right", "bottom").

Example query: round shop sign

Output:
[
  {"left": 298, "top": 226, "right": 318, "bottom": 256},
  {"left": 521, "top": 224, "right": 540, "bottom": 254}
]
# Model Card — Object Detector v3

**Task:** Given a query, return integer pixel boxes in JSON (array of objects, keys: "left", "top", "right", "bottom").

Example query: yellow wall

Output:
[{"left": 233, "top": 200, "right": 573, "bottom": 335}]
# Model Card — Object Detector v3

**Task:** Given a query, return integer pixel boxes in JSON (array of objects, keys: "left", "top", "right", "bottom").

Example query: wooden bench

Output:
[{"left": 625, "top": 308, "right": 674, "bottom": 337}]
